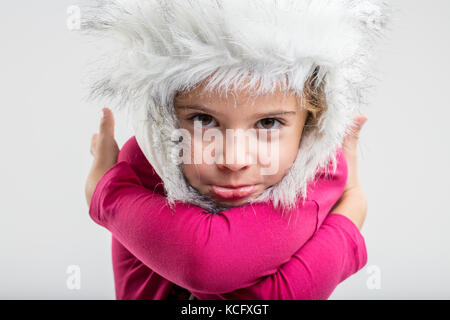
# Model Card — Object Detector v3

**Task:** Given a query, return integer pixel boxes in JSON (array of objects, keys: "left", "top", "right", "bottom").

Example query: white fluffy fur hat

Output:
[{"left": 79, "top": 0, "right": 391, "bottom": 214}]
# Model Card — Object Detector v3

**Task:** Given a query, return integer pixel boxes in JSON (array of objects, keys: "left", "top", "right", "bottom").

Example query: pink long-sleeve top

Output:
[{"left": 88, "top": 136, "right": 367, "bottom": 300}]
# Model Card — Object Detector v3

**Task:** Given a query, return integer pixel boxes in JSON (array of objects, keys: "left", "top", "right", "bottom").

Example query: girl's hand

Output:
[
  {"left": 331, "top": 115, "right": 368, "bottom": 230},
  {"left": 85, "top": 108, "right": 120, "bottom": 207},
  {"left": 342, "top": 115, "right": 368, "bottom": 194}
]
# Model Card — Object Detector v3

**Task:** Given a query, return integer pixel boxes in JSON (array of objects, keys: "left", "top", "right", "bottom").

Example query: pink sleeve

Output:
[
  {"left": 90, "top": 137, "right": 349, "bottom": 296},
  {"left": 306, "top": 150, "right": 349, "bottom": 231},
  {"left": 89, "top": 160, "right": 320, "bottom": 293},
  {"left": 111, "top": 236, "right": 175, "bottom": 300},
  {"left": 192, "top": 213, "right": 367, "bottom": 299}
]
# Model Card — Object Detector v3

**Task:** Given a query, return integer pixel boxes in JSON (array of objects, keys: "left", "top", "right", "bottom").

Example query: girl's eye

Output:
[
  {"left": 256, "top": 118, "right": 282, "bottom": 130},
  {"left": 189, "top": 114, "right": 217, "bottom": 128}
]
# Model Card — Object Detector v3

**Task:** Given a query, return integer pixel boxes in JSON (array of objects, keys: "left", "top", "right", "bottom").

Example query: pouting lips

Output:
[{"left": 211, "top": 185, "right": 256, "bottom": 199}]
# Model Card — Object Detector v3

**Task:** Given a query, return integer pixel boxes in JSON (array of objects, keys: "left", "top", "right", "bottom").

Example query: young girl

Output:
[
  {"left": 81, "top": 0, "right": 388, "bottom": 299},
  {"left": 85, "top": 109, "right": 368, "bottom": 300}
]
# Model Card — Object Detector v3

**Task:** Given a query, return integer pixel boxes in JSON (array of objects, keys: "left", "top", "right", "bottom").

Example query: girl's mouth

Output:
[{"left": 211, "top": 185, "right": 256, "bottom": 200}]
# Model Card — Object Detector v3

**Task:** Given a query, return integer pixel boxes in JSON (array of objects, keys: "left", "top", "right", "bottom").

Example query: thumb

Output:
[
  {"left": 99, "top": 108, "right": 115, "bottom": 139},
  {"left": 341, "top": 114, "right": 368, "bottom": 192},
  {"left": 353, "top": 115, "right": 368, "bottom": 134},
  {"left": 343, "top": 115, "right": 368, "bottom": 153}
]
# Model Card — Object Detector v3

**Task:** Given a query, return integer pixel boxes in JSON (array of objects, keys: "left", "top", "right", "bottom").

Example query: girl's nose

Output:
[
  {"left": 215, "top": 133, "right": 256, "bottom": 172},
  {"left": 216, "top": 161, "right": 251, "bottom": 172}
]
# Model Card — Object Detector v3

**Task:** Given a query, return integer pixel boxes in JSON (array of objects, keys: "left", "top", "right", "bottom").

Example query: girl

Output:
[
  {"left": 81, "top": 0, "right": 388, "bottom": 299},
  {"left": 84, "top": 109, "right": 367, "bottom": 300}
]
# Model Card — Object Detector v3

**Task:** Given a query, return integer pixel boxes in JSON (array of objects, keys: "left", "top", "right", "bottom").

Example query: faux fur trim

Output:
[{"left": 77, "top": 0, "right": 392, "bottom": 214}]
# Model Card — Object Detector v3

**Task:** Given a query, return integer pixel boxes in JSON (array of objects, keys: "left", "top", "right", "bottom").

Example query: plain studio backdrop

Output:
[{"left": 1, "top": 0, "right": 449, "bottom": 299}]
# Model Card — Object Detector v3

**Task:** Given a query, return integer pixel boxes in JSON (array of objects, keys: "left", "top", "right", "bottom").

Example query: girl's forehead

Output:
[
  {"left": 175, "top": 73, "right": 297, "bottom": 100},
  {"left": 175, "top": 82, "right": 299, "bottom": 106},
  {"left": 174, "top": 93, "right": 301, "bottom": 119},
  {"left": 175, "top": 89, "right": 298, "bottom": 108},
  {"left": 174, "top": 74, "right": 303, "bottom": 115}
]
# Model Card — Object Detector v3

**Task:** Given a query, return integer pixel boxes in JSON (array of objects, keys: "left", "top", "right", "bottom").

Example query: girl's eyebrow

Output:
[
  {"left": 176, "top": 104, "right": 225, "bottom": 116},
  {"left": 175, "top": 104, "right": 297, "bottom": 118}
]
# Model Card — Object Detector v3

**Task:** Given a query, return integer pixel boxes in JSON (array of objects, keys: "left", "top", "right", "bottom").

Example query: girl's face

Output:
[{"left": 174, "top": 79, "right": 309, "bottom": 207}]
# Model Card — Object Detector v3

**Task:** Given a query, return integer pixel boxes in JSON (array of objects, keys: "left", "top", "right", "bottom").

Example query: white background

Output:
[{"left": 1, "top": 0, "right": 449, "bottom": 299}]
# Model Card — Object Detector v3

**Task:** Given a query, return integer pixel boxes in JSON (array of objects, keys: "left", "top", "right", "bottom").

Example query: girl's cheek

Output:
[
  {"left": 264, "top": 138, "right": 298, "bottom": 178},
  {"left": 255, "top": 137, "right": 285, "bottom": 176},
  {"left": 181, "top": 163, "right": 206, "bottom": 188}
]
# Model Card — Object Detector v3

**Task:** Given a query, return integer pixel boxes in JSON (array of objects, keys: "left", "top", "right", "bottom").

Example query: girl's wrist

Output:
[{"left": 331, "top": 188, "right": 367, "bottom": 230}]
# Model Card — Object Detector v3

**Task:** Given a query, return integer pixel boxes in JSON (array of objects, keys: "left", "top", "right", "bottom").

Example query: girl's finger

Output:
[
  {"left": 90, "top": 133, "right": 99, "bottom": 156},
  {"left": 342, "top": 115, "right": 367, "bottom": 156},
  {"left": 99, "top": 108, "right": 115, "bottom": 139},
  {"left": 342, "top": 115, "right": 367, "bottom": 190},
  {"left": 345, "top": 116, "right": 367, "bottom": 145}
]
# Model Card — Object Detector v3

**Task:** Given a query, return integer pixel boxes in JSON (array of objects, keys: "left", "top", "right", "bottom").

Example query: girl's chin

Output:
[{"left": 213, "top": 197, "right": 252, "bottom": 207}]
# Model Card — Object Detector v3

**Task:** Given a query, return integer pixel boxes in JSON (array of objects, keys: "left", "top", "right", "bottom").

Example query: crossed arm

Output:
[{"left": 88, "top": 136, "right": 367, "bottom": 299}]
